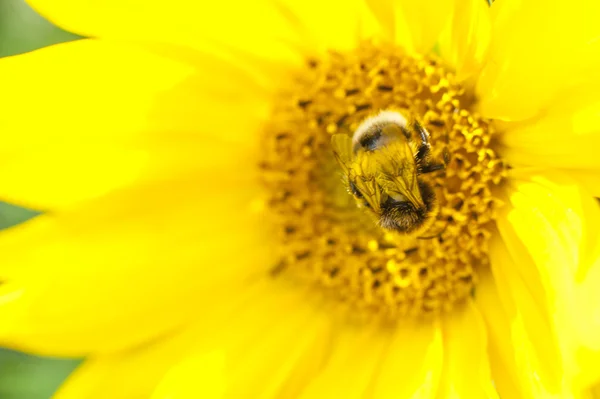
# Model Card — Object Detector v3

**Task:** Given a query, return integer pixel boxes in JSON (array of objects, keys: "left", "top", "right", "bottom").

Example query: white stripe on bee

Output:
[{"left": 352, "top": 110, "right": 408, "bottom": 147}]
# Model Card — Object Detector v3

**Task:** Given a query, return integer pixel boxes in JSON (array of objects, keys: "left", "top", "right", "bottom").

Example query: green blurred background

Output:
[{"left": 0, "top": 1, "right": 82, "bottom": 398}]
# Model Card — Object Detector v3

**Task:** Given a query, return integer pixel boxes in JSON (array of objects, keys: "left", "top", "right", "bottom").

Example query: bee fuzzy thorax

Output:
[{"left": 259, "top": 41, "right": 506, "bottom": 319}]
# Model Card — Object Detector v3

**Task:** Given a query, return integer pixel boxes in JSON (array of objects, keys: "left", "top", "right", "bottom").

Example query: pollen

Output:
[{"left": 259, "top": 41, "right": 506, "bottom": 319}]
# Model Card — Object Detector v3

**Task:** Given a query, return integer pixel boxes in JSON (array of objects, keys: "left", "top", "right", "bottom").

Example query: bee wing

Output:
[
  {"left": 331, "top": 134, "right": 354, "bottom": 174},
  {"left": 331, "top": 134, "right": 383, "bottom": 210},
  {"left": 348, "top": 151, "right": 384, "bottom": 213},
  {"left": 372, "top": 140, "right": 424, "bottom": 207},
  {"left": 348, "top": 172, "right": 382, "bottom": 213}
]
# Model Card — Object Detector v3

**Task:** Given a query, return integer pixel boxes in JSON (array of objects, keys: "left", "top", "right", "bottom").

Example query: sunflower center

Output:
[{"left": 259, "top": 41, "right": 506, "bottom": 319}]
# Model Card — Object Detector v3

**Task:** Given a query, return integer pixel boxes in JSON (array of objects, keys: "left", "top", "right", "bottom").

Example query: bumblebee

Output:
[{"left": 331, "top": 110, "right": 445, "bottom": 236}]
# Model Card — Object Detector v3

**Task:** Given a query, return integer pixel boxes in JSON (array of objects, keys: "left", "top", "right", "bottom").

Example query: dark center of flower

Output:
[{"left": 259, "top": 40, "right": 506, "bottom": 319}]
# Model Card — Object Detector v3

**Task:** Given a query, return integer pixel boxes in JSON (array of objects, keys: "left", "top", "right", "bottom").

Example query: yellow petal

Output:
[
  {"left": 364, "top": 0, "right": 395, "bottom": 42},
  {"left": 498, "top": 171, "right": 600, "bottom": 394},
  {"left": 488, "top": 241, "right": 562, "bottom": 394},
  {"left": 485, "top": 237, "right": 599, "bottom": 397},
  {"left": 574, "top": 256, "right": 600, "bottom": 349},
  {"left": 499, "top": 169, "right": 600, "bottom": 285},
  {"left": 493, "top": 170, "right": 600, "bottom": 393},
  {"left": 271, "top": 1, "right": 383, "bottom": 52},
  {"left": 0, "top": 39, "right": 271, "bottom": 210},
  {"left": 476, "top": 0, "right": 600, "bottom": 121},
  {"left": 27, "top": 0, "right": 299, "bottom": 66},
  {"left": 52, "top": 281, "right": 330, "bottom": 399},
  {"left": 474, "top": 270, "right": 525, "bottom": 399},
  {"left": 1, "top": 40, "right": 201, "bottom": 147},
  {"left": 476, "top": 266, "right": 561, "bottom": 398},
  {"left": 27, "top": 0, "right": 381, "bottom": 65},
  {"left": 297, "top": 322, "right": 392, "bottom": 399},
  {"left": 568, "top": 255, "right": 600, "bottom": 388},
  {"left": 499, "top": 82, "right": 600, "bottom": 170},
  {"left": 435, "top": 301, "right": 498, "bottom": 399},
  {"left": 1, "top": 141, "right": 260, "bottom": 211},
  {"left": 371, "top": 319, "right": 443, "bottom": 398},
  {"left": 437, "top": 0, "right": 491, "bottom": 80},
  {"left": 589, "top": 384, "right": 600, "bottom": 399},
  {"left": 367, "top": 0, "right": 454, "bottom": 54},
  {"left": 574, "top": 339, "right": 600, "bottom": 394},
  {"left": 151, "top": 295, "right": 331, "bottom": 398},
  {"left": 569, "top": 170, "right": 600, "bottom": 198},
  {"left": 150, "top": 351, "right": 228, "bottom": 399},
  {"left": 0, "top": 175, "right": 273, "bottom": 357}
]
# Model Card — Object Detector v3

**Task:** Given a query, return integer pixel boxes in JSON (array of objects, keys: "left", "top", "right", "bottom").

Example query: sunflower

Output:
[{"left": 2, "top": 0, "right": 600, "bottom": 397}]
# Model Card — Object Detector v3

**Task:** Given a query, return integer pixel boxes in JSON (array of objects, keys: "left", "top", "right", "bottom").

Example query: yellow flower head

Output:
[{"left": 1, "top": 0, "right": 600, "bottom": 398}]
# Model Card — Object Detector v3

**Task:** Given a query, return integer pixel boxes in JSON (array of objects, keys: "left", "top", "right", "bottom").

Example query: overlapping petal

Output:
[
  {"left": 492, "top": 169, "right": 600, "bottom": 393},
  {"left": 499, "top": 170, "right": 600, "bottom": 285},
  {"left": 476, "top": 267, "right": 562, "bottom": 399},
  {"left": 0, "top": 172, "right": 273, "bottom": 356},
  {"left": 498, "top": 82, "right": 600, "bottom": 196},
  {"left": 51, "top": 281, "right": 330, "bottom": 399},
  {"left": 1, "top": 40, "right": 194, "bottom": 147},
  {"left": 475, "top": 271, "right": 524, "bottom": 399},
  {"left": 370, "top": 320, "right": 442, "bottom": 398},
  {"left": 25, "top": 0, "right": 383, "bottom": 70},
  {"left": 476, "top": 0, "right": 600, "bottom": 121},
  {"left": 486, "top": 237, "right": 567, "bottom": 396},
  {"left": 435, "top": 301, "right": 498, "bottom": 399},
  {"left": 296, "top": 322, "right": 393, "bottom": 399},
  {"left": 366, "top": 0, "right": 454, "bottom": 54},
  {"left": 437, "top": 0, "right": 491, "bottom": 80},
  {"left": 0, "top": 39, "right": 272, "bottom": 210}
]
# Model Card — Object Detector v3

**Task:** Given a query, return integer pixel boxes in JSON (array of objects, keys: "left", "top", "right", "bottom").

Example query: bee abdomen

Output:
[{"left": 379, "top": 180, "right": 436, "bottom": 234}]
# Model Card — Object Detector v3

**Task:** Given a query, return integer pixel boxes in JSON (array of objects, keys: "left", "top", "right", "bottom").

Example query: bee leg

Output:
[
  {"left": 415, "top": 142, "right": 431, "bottom": 163},
  {"left": 414, "top": 120, "right": 447, "bottom": 175},
  {"left": 413, "top": 120, "right": 433, "bottom": 163},
  {"left": 413, "top": 120, "right": 430, "bottom": 144}
]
